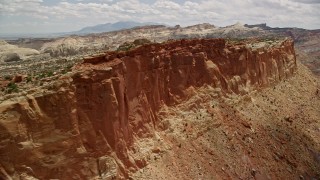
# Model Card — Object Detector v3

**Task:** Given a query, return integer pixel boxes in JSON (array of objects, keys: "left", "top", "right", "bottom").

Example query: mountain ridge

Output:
[
  {"left": 1, "top": 22, "right": 318, "bottom": 40},
  {"left": 74, "top": 21, "right": 162, "bottom": 34}
]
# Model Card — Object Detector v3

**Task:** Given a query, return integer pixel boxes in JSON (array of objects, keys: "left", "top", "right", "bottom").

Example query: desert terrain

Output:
[
  {"left": 1, "top": 23, "right": 320, "bottom": 77},
  {"left": 0, "top": 24, "right": 319, "bottom": 179}
]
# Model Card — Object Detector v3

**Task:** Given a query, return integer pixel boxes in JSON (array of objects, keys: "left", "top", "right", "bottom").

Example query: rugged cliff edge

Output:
[{"left": 0, "top": 38, "right": 313, "bottom": 179}]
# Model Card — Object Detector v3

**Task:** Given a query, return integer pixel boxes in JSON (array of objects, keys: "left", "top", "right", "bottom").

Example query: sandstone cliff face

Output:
[{"left": 0, "top": 39, "right": 296, "bottom": 179}]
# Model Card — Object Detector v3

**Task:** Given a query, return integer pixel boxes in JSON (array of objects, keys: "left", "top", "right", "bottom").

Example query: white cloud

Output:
[
  {"left": 0, "top": 0, "right": 319, "bottom": 34},
  {"left": 289, "top": 0, "right": 320, "bottom": 3},
  {"left": 154, "top": 0, "right": 180, "bottom": 10}
]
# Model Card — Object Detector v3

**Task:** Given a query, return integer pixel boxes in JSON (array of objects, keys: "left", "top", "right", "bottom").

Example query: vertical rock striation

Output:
[{"left": 0, "top": 38, "right": 296, "bottom": 179}]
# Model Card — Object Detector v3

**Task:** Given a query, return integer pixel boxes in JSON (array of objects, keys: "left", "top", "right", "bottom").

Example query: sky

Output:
[{"left": 0, "top": 0, "right": 319, "bottom": 34}]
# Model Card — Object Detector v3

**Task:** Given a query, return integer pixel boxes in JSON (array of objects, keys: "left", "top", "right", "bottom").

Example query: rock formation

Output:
[
  {"left": 0, "top": 38, "right": 298, "bottom": 179},
  {"left": 0, "top": 40, "right": 39, "bottom": 63}
]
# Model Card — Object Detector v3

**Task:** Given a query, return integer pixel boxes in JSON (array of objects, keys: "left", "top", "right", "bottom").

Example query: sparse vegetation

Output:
[
  {"left": 36, "top": 73, "right": 46, "bottom": 80},
  {"left": 117, "top": 38, "right": 152, "bottom": 52},
  {"left": 34, "top": 71, "right": 55, "bottom": 80},
  {"left": 47, "top": 71, "right": 54, "bottom": 77},
  {"left": 3, "top": 75, "right": 12, "bottom": 81},
  {"left": 133, "top": 38, "right": 151, "bottom": 46},
  {"left": 117, "top": 42, "right": 135, "bottom": 52},
  {"left": 6, "top": 82, "right": 18, "bottom": 93},
  {"left": 61, "top": 65, "right": 73, "bottom": 74},
  {"left": 26, "top": 76, "right": 32, "bottom": 83}
]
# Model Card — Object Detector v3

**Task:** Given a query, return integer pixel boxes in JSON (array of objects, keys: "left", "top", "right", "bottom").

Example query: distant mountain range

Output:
[
  {"left": 0, "top": 21, "right": 162, "bottom": 39},
  {"left": 72, "top": 21, "right": 161, "bottom": 35}
]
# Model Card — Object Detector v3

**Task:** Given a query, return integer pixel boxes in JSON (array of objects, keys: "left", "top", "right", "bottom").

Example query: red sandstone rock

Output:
[
  {"left": 0, "top": 38, "right": 297, "bottom": 179},
  {"left": 13, "top": 74, "right": 23, "bottom": 83}
]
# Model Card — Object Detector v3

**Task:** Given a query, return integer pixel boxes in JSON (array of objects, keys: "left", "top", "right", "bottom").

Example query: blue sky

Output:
[{"left": 0, "top": 0, "right": 319, "bottom": 34}]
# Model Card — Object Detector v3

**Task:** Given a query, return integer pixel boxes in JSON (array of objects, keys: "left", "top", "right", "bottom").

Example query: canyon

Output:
[{"left": 1, "top": 37, "right": 319, "bottom": 179}]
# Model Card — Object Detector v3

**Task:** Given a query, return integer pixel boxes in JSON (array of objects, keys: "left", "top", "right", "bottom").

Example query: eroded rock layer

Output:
[{"left": 0, "top": 38, "right": 297, "bottom": 179}]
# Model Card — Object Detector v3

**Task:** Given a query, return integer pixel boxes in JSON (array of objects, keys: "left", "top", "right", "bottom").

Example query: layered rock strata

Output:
[{"left": 0, "top": 38, "right": 296, "bottom": 179}]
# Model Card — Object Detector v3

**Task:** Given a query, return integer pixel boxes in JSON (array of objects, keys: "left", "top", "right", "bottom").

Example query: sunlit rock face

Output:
[{"left": 0, "top": 38, "right": 297, "bottom": 179}]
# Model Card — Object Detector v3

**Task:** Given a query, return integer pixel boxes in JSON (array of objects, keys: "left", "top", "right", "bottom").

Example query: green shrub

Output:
[
  {"left": 6, "top": 82, "right": 18, "bottom": 93},
  {"left": 3, "top": 75, "right": 12, "bottom": 81},
  {"left": 47, "top": 71, "right": 54, "bottom": 77},
  {"left": 117, "top": 42, "right": 135, "bottom": 52},
  {"left": 26, "top": 76, "right": 32, "bottom": 83},
  {"left": 36, "top": 73, "right": 46, "bottom": 80}
]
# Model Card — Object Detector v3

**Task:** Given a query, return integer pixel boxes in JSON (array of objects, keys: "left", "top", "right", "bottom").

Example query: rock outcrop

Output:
[
  {"left": 0, "top": 38, "right": 297, "bottom": 179},
  {"left": 0, "top": 40, "right": 39, "bottom": 63}
]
